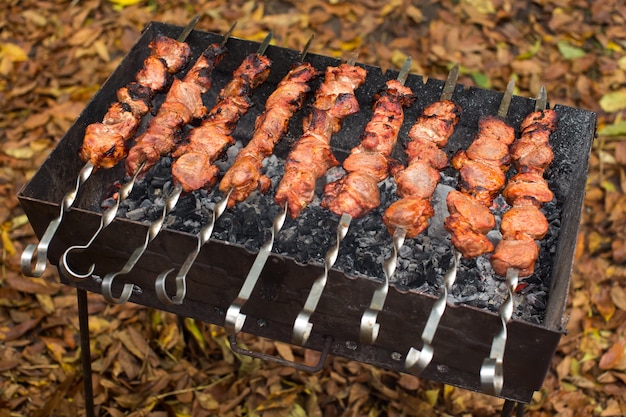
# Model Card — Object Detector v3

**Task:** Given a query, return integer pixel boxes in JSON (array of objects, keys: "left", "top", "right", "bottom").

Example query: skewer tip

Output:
[
  {"left": 177, "top": 14, "right": 201, "bottom": 42},
  {"left": 397, "top": 56, "right": 412, "bottom": 85},
  {"left": 299, "top": 34, "right": 315, "bottom": 62},
  {"left": 220, "top": 21, "right": 237, "bottom": 47},
  {"left": 440, "top": 63, "right": 460, "bottom": 101},
  {"left": 497, "top": 78, "right": 516, "bottom": 119},
  {"left": 535, "top": 85, "right": 548, "bottom": 111},
  {"left": 257, "top": 31, "right": 273, "bottom": 56}
]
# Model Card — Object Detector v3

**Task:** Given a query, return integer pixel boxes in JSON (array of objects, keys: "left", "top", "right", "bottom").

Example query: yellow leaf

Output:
[
  {"left": 36, "top": 294, "right": 55, "bottom": 314},
  {"left": 1, "top": 223, "right": 15, "bottom": 256},
  {"left": 391, "top": 49, "right": 409, "bottom": 70},
  {"left": 0, "top": 42, "right": 28, "bottom": 62},
  {"left": 184, "top": 317, "right": 206, "bottom": 353},
  {"left": 108, "top": 0, "right": 144, "bottom": 7},
  {"left": 381, "top": 0, "right": 402, "bottom": 16},
  {"left": 3, "top": 146, "right": 34, "bottom": 160},
  {"left": 424, "top": 388, "right": 439, "bottom": 406},
  {"left": 606, "top": 40, "right": 623, "bottom": 52},
  {"left": 29, "top": 138, "right": 52, "bottom": 153},
  {"left": 10, "top": 214, "right": 29, "bottom": 230},
  {"left": 339, "top": 37, "right": 362, "bottom": 52},
  {"left": 462, "top": 0, "right": 495, "bottom": 14},
  {"left": 599, "top": 90, "right": 626, "bottom": 113},
  {"left": 618, "top": 56, "right": 626, "bottom": 71},
  {"left": 157, "top": 322, "right": 180, "bottom": 351},
  {"left": 88, "top": 316, "right": 112, "bottom": 334}
]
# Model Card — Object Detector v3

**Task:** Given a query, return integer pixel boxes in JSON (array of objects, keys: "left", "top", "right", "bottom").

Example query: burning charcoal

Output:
[{"left": 126, "top": 207, "right": 147, "bottom": 221}]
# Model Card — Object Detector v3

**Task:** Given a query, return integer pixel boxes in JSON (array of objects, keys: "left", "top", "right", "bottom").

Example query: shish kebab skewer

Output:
[
  {"left": 217, "top": 57, "right": 369, "bottom": 343},
  {"left": 481, "top": 87, "right": 556, "bottom": 396},
  {"left": 281, "top": 58, "right": 369, "bottom": 346},
  {"left": 59, "top": 23, "right": 236, "bottom": 281},
  {"left": 156, "top": 37, "right": 317, "bottom": 306},
  {"left": 218, "top": 38, "right": 322, "bottom": 330},
  {"left": 404, "top": 80, "right": 515, "bottom": 374},
  {"left": 21, "top": 16, "right": 199, "bottom": 278},
  {"left": 100, "top": 32, "right": 273, "bottom": 305},
  {"left": 360, "top": 64, "right": 460, "bottom": 346}
]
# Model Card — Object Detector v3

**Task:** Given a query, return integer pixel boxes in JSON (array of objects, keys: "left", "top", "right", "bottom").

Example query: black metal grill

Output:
[{"left": 18, "top": 22, "right": 596, "bottom": 403}]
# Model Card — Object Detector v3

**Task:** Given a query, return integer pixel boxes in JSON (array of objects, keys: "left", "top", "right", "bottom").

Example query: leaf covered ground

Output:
[{"left": 1, "top": 0, "right": 626, "bottom": 416}]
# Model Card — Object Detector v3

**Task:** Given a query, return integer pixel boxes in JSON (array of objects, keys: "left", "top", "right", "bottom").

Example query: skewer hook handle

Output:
[
  {"left": 292, "top": 213, "right": 351, "bottom": 346},
  {"left": 101, "top": 276, "right": 135, "bottom": 305},
  {"left": 480, "top": 267, "right": 519, "bottom": 396},
  {"left": 155, "top": 268, "right": 186, "bottom": 305},
  {"left": 359, "top": 227, "right": 406, "bottom": 345},
  {"left": 154, "top": 189, "right": 232, "bottom": 306},
  {"left": 21, "top": 162, "right": 94, "bottom": 277}
]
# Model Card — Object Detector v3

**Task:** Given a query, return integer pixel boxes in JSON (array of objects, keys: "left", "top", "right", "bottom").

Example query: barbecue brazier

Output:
[{"left": 18, "top": 22, "right": 596, "bottom": 404}]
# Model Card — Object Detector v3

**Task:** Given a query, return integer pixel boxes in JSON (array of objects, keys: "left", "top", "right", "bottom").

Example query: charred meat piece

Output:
[
  {"left": 125, "top": 43, "right": 227, "bottom": 176},
  {"left": 219, "top": 62, "right": 318, "bottom": 205},
  {"left": 383, "top": 100, "right": 462, "bottom": 237},
  {"left": 322, "top": 79, "right": 415, "bottom": 219},
  {"left": 80, "top": 35, "right": 192, "bottom": 169},
  {"left": 275, "top": 63, "right": 367, "bottom": 218},
  {"left": 171, "top": 53, "right": 272, "bottom": 192}
]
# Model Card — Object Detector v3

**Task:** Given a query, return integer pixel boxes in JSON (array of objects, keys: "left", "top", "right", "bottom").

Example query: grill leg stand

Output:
[
  {"left": 501, "top": 400, "right": 524, "bottom": 417},
  {"left": 77, "top": 288, "right": 95, "bottom": 417}
]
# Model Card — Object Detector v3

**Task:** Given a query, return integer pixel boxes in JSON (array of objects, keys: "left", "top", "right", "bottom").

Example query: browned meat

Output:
[
  {"left": 490, "top": 108, "right": 557, "bottom": 277},
  {"left": 79, "top": 35, "right": 192, "bottom": 170},
  {"left": 125, "top": 43, "right": 228, "bottom": 176},
  {"left": 275, "top": 63, "right": 367, "bottom": 218},
  {"left": 383, "top": 99, "right": 462, "bottom": 237},
  {"left": 444, "top": 214, "right": 494, "bottom": 258},
  {"left": 490, "top": 237, "right": 540, "bottom": 277},
  {"left": 501, "top": 171, "right": 554, "bottom": 206},
  {"left": 499, "top": 204, "right": 549, "bottom": 240},
  {"left": 219, "top": 62, "right": 318, "bottom": 205},
  {"left": 446, "top": 190, "right": 495, "bottom": 234},
  {"left": 383, "top": 196, "right": 435, "bottom": 237},
  {"left": 445, "top": 114, "right": 515, "bottom": 258},
  {"left": 322, "top": 79, "right": 415, "bottom": 219},
  {"left": 171, "top": 53, "right": 272, "bottom": 192}
]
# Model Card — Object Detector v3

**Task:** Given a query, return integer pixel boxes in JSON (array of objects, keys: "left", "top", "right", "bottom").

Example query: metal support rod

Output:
[{"left": 77, "top": 288, "right": 95, "bottom": 417}]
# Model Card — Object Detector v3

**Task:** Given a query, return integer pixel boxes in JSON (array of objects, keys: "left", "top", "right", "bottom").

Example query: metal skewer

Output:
[
  {"left": 360, "top": 63, "right": 459, "bottom": 345},
  {"left": 225, "top": 202, "right": 288, "bottom": 333},
  {"left": 59, "top": 22, "right": 236, "bottom": 281},
  {"left": 223, "top": 39, "right": 314, "bottom": 333},
  {"left": 60, "top": 161, "right": 146, "bottom": 280},
  {"left": 155, "top": 189, "right": 231, "bottom": 305},
  {"left": 101, "top": 182, "right": 183, "bottom": 304},
  {"left": 100, "top": 31, "right": 271, "bottom": 304},
  {"left": 20, "top": 16, "right": 200, "bottom": 278},
  {"left": 404, "top": 77, "right": 515, "bottom": 374},
  {"left": 292, "top": 57, "right": 412, "bottom": 347},
  {"left": 480, "top": 85, "right": 546, "bottom": 396}
]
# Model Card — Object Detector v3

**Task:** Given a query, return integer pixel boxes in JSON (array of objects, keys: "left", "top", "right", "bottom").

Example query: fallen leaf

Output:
[
  {"left": 600, "top": 90, "right": 626, "bottom": 113},
  {"left": 0, "top": 42, "right": 28, "bottom": 62},
  {"left": 557, "top": 40, "right": 586, "bottom": 59},
  {"left": 598, "top": 120, "right": 626, "bottom": 136},
  {"left": 610, "top": 285, "right": 626, "bottom": 311},
  {"left": 599, "top": 338, "right": 626, "bottom": 371},
  {"left": 593, "top": 284, "right": 616, "bottom": 322}
]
